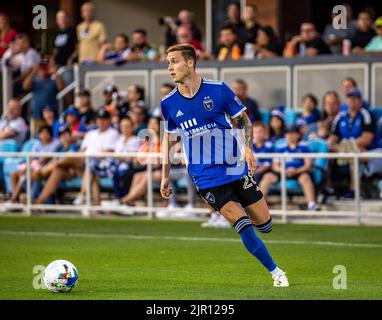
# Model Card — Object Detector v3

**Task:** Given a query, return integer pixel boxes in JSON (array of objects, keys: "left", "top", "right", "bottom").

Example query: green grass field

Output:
[{"left": 0, "top": 215, "right": 382, "bottom": 300}]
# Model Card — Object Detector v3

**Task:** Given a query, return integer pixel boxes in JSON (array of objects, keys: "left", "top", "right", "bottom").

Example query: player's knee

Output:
[{"left": 255, "top": 218, "right": 272, "bottom": 233}]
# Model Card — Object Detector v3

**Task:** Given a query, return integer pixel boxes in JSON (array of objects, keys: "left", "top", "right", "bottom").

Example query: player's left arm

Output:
[{"left": 234, "top": 112, "right": 256, "bottom": 176}]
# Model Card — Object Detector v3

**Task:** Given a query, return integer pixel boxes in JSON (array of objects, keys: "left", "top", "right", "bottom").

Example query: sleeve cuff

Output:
[{"left": 231, "top": 106, "right": 247, "bottom": 119}]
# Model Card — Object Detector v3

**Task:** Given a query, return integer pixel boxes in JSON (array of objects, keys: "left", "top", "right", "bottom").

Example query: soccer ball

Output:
[{"left": 44, "top": 260, "right": 79, "bottom": 293}]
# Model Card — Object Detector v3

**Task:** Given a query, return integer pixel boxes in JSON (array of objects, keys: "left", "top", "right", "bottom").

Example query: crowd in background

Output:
[{"left": 1, "top": 2, "right": 382, "bottom": 212}]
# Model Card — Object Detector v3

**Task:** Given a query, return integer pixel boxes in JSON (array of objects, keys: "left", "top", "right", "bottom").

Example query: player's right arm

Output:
[
  {"left": 160, "top": 101, "right": 178, "bottom": 199},
  {"left": 160, "top": 131, "right": 176, "bottom": 199}
]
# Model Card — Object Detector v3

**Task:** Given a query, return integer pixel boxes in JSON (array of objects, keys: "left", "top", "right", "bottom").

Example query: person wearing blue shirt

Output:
[
  {"left": 340, "top": 77, "right": 369, "bottom": 112},
  {"left": 296, "top": 94, "right": 321, "bottom": 136},
  {"left": 269, "top": 108, "right": 286, "bottom": 143},
  {"left": 252, "top": 121, "right": 273, "bottom": 182},
  {"left": 260, "top": 124, "right": 318, "bottom": 210},
  {"left": 329, "top": 87, "right": 376, "bottom": 199},
  {"left": 160, "top": 44, "right": 289, "bottom": 287}
]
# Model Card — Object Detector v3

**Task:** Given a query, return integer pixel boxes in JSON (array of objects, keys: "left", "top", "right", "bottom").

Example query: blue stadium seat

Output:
[
  {"left": 0, "top": 139, "right": 18, "bottom": 165},
  {"left": 271, "top": 138, "right": 328, "bottom": 195},
  {"left": 370, "top": 108, "right": 382, "bottom": 122},
  {"left": 259, "top": 109, "right": 270, "bottom": 125},
  {"left": 2, "top": 139, "right": 39, "bottom": 193},
  {"left": 284, "top": 108, "right": 298, "bottom": 125}
]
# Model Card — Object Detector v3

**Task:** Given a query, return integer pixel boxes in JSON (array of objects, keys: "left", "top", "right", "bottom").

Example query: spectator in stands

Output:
[
  {"left": 2, "top": 33, "right": 41, "bottom": 96},
  {"left": 100, "top": 84, "right": 129, "bottom": 120},
  {"left": 52, "top": 10, "right": 77, "bottom": 66},
  {"left": 163, "top": 9, "right": 202, "bottom": 49},
  {"left": 365, "top": 17, "right": 382, "bottom": 53},
  {"left": 269, "top": 107, "right": 286, "bottom": 142},
  {"left": 0, "top": 98, "right": 28, "bottom": 147},
  {"left": 126, "top": 84, "right": 145, "bottom": 110},
  {"left": 102, "top": 116, "right": 143, "bottom": 203},
  {"left": 96, "top": 33, "right": 130, "bottom": 65},
  {"left": 231, "top": 79, "right": 261, "bottom": 123},
  {"left": 22, "top": 60, "right": 64, "bottom": 137},
  {"left": 329, "top": 88, "right": 376, "bottom": 153},
  {"left": 120, "top": 116, "right": 162, "bottom": 206},
  {"left": 224, "top": 2, "right": 246, "bottom": 42},
  {"left": 296, "top": 94, "right": 321, "bottom": 135},
  {"left": 328, "top": 88, "right": 376, "bottom": 199},
  {"left": 33, "top": 135, "right": 84, "bottom": 205},
  {"left": 73, "top": 108, "right": 120, "bottom": 206},
  {"left": 0, "top": 13, "right": 17, "bottom": 58},
  {"left": 260, "top": 124, "right": 318, "bottom": 210},
  {"left": 10, "top": 125, "right": 61, "bottom": 203},
  {"left": 322, "top": 91, "right": 341, "bottom": 125},
  {"left": 255, "top": 26, "right": 282, "bottom": 59},
  {"left": 340, "top": 77, "right": 369, "bottom": 111},
  {"left": 77, "top": 2, "right": 107, "bottom": 64},
  {"left": 42, "top": 105, "right": 60, "bottom": 138},
  {"left": 283, "top": 22, "right": 330, "bottom": 57},
  {"left": 28, "top": 125, "right": 80, "bottom": 202},
  {"left": 252, "top": 121, "right": 273, "bottom": 183},
  {"left": 51, "top": 10, "right": 77, "bottom": 87},
  {"left": 151, "top": 82, "right": 175, "bottom": 117},
  {"left": 60, "top": 106, "right": 81, "bottom": 137},
  {"left": 244, "top": 4, "right": 261, "bottom": 44},
  {"left": 175, "top": 25, "right": 202, "bottom": 51},
  {"left": 127, "top": 29, "right": 158, "bottom": 62},
  {"left": 75, "top": 89, "right": 96, "bottom": 139},
  {"left": 352, "top": 10, "right": 376, "bottom": 54},
  {"left": 304, "top": 91, "right": 340, "bottom": 141},
  {"left": 215, "top": 25, "right": 243, "bottom": 61},
  {"left": 130, "top": 105, "right": 148, "bottom": 135},
  {"left": 323, "top": 6, "right": 356, "bottom": 54}
]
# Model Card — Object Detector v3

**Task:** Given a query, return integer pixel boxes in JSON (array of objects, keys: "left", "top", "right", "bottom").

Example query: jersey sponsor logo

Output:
[
  {"left": 176, "top": 110, "right": 184, "bottom": 117},
  {"left": 203, "top": 97, "right": 214, "bottom": 111},
  {"left": 205, "top": 192, "right": 215, "bottom": 204},
  {"left": 180, "top": 118, "right": 197, "bottom": 130}
]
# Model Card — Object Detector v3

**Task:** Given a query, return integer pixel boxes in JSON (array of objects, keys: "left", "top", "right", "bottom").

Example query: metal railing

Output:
[{"left": 0, "top": 151, "right": 381, "bottom": 224}]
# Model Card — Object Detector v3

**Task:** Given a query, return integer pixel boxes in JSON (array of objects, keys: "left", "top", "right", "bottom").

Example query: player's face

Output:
[{"left": 166, "top": 51, "right": 192, "bottom": 83}]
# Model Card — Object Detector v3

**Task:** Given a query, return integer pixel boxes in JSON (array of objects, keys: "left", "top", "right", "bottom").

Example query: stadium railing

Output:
[{"left": 0, "top": 150, "right": 381, "bottom": 225}]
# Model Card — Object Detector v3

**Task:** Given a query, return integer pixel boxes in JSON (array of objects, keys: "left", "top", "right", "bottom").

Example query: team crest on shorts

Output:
[
  {"left": 203, "top": 97, "right": 214, "bottom": 111},
  {"left": 205, "top": 192, "right": 215, "bottom": 204}
]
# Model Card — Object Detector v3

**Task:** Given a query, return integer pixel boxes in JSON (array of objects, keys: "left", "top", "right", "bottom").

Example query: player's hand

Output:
[
  {"left": 160, "top": 177, "right": 173, "bottom": 199},
  {"left": 245, "top": 147, "right": 256, "bottom": 176}
]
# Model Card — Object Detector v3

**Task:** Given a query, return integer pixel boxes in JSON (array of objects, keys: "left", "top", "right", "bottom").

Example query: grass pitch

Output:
[{"left": 0, "top": 215, "right": 381, "bottom": 300}]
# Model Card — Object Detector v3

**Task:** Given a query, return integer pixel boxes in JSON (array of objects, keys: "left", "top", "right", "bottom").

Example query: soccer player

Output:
[{"left": 160, "top": 44, "right": 289, "bottom": 287}]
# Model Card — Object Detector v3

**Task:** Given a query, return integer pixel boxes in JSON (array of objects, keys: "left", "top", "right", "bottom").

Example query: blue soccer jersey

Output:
[
  {"left": 274, "top": 141, "right": 310, "bottom": 169},
  {"left": 161, "top": 78, "right": 248, "bottom": 189},
  {"left": 252, "top": 141, "right": 273, "bottom": 167}
]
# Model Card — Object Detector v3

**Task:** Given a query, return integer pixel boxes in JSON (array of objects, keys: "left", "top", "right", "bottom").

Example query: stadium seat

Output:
[
  {"left": 2, "top": 139, "right": 39, "bottom": 193},
  {"left": 270, "top": 138, "right": 328, "bottom": 195},
  {"left": 0, "top": 139, "right": 20, "bottom": 190},
  {"left": 284, "top": 108, "right": 298, "bottom": 125},
  {"left": 370, "top": 108, "right": 382, "bottom": 122},
  {"left": 259, "top": 109, "right": 270, "bottom": 125}
]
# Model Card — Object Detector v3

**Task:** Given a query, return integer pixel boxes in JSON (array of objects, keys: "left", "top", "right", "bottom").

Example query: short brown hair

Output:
[{"left": 167, "top": 44, "right": 197, "bottom": 68}]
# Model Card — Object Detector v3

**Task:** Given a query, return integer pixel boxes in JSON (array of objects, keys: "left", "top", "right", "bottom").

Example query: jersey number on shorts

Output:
[{"left": 242, "top": 174, "right": 256, "bottom": 190}]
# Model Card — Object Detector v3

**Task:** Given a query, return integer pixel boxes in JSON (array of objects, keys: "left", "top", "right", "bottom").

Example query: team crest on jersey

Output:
[
  {"left": 203, "top": 97, "right": 214, "bottom": 111},
  {"left": 205, "top": 192, "right": 215, "bottom": 204}
]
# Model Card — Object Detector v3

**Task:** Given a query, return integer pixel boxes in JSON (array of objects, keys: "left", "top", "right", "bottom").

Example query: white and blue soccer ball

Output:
[{"left": 44, "top": 260, "right": 79, "bottom": 293}]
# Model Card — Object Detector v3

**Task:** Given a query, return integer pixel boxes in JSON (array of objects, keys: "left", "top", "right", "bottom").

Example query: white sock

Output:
[
  {"left": 308, "top": 202, "right": 317, "bottom": 209},
  {"left": 270, "top": 266, "right": 284, "bottom": 276}
]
